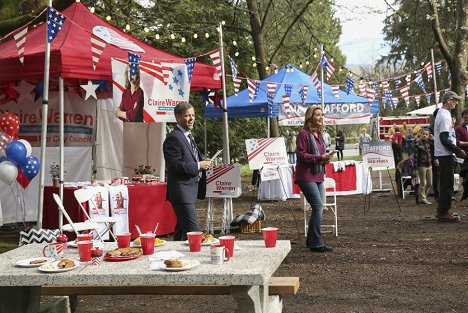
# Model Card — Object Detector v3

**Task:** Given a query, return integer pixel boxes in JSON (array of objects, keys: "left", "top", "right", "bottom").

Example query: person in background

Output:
[
  {"left": 358, "top": 128, "right": 371, "bottom": 156},
  {"left": 335, "top": 130, "right": 345, "bottom": 161},
  {"left": 116, "top": 65, "right": 144, "bottom": 122},
  {"left": 455, "top": 108, "right": 468, "bottom": 200},
  {"left": 401, "top": 122, "right": 409, "bottom": 153},
  {"left": 413, "top": 128, "right": 433, "bottom": 205},
  {"left": 322, "top": 128, "right": 331, "bottom": 151},
  {"left": 413, "top": 121, "right": 422, "bottom": 139},
  {"left": 286, "top": 130, "right": 297, "bottom": 164},
  {"left": 391, "top": 127, "right": 403, "bottom": 166},
  {"left": 434, "top": 91, "right": 466, "bottom": 222},
  {"left": 428, "top": 109, "right": 440, "bottom": 202},
  {"left": 387, "top": 123, "right": 396, "bottom": 140},
  {"left": 295, "top": 105, "right": 335, "bottom": 253},
  {"left": 163, "top": 102, "right": 212, "bottom": 240},
  {"left": 405, "top": 127, "right": 414, "bottom": 156}
]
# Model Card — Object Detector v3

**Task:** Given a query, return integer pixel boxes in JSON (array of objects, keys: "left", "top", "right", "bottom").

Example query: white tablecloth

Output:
[{"left": 258, "top": 166, "right": 299, "bottom": 201}]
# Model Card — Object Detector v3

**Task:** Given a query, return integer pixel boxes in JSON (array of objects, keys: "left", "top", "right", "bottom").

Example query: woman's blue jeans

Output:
[{"left": 297, "top": 180, "right": 325, "bottom": 248}]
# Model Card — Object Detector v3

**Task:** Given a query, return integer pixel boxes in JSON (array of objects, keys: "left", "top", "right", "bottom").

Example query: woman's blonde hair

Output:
[{"left": 303, "top": 105, "right": 323, "bottom": 133}]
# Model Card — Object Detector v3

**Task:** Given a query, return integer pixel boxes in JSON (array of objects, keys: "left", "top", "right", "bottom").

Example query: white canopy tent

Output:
[{"left": 406, "top": 104, "right": 442, "bottom": 116}]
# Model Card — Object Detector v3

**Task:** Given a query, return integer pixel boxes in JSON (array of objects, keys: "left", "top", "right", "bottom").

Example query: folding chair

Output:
[
  {"left": 400, "top": 175, "right": 413, "bottom": 199},
  {"left": 74, "top": 189, "right": 118, "bottom": 242},
  {"left": 301, "top": 177, "right": 338, "bottom": 237},
  {"left": 52, "top": 193, "right": 98, "bottom": 237}
]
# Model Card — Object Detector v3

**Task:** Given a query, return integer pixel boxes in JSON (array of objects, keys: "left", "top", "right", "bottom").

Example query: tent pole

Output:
[
  {"left": 219, "top": 22, "right": 230, "bottom": 164},
  {"left": 36, "top": 0, "right": 53, "bottom": 229},
  {"left": 58, "top": 77, "right": 64, "bottom": 231},
  {"left": 430, "top": 49, "right": 438, "bottom": 103},
  {"left": 320, "top": 44, "right": 324, "bottom": 110}
]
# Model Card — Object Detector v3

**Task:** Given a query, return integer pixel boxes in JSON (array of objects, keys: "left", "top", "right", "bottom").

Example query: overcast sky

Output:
[{"left": 334, "top": 0, "right": 392, "bottom": 66}]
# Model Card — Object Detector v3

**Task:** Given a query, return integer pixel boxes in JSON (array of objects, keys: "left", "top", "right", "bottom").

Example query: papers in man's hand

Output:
[{"left": 210, "top": 149, "right": 223, "bottom": 160}]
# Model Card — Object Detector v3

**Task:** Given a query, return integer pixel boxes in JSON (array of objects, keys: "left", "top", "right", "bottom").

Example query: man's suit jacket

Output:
[{"left": 163, "top": 127, "right": 206, "bottom": 203}]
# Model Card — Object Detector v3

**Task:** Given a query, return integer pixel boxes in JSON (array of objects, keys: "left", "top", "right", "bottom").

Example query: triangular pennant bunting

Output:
[
  {"left": 331, "top": 85, "right": 340, "bottom": 98},
  {"left": 47, "top": 7, "right": 66, "bottom": 43},
  {"left": 90, "top": 35, "right": 106, "bottom": 70},
  {"left": 345, "top": 77, "right": 355, "bottom": 95},
  {"left": 209, "top": 49, "right": 222, "bottom": 77},
  {"left": 310, "top": 71, "right": 321, "bottom": 97},
  {"left": 227, "top": 55, "right": 238, "bottom": 80},
  {"left": 233, "top": 77, "right": 241, "bottom": 95},
  {"left": 13, "top": 27, "right": 28, "bottom": 64},
  {"left": 184, "top": 57, "right": 196, "bottom": 83}
]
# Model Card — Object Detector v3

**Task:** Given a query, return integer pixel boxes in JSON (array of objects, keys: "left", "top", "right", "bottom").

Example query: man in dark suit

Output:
[{"left": 163, "top": 102, "right": 212, "bottom": 240}]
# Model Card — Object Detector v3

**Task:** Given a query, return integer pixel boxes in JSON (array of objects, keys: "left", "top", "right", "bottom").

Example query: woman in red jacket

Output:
[
  {"left": 115, "top": 65, "right": 144, "bottom": 122},
  {"left": 295, "top": 106, "right": 335, "bottom": 253}
]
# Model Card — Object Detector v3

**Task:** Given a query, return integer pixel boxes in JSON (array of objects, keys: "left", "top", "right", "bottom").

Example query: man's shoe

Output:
[
  {"left": 420, "top": 199, "right": 432, "bottom": 205},
  {"left": 438, "top": 212, "right": 460, "bottom": 223},
  {"left": 310, "top": 246, "right": 333, "bottom": 253}
]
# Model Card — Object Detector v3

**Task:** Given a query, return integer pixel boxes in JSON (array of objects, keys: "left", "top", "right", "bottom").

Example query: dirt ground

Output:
[{"left": 54, "top": 173, "right": 468, "bottom": 313}]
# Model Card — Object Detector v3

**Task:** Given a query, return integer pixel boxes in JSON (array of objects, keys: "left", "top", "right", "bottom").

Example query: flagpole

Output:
[
  {"left": 430, "top": 49, "right": 438, "bottom": 103},
  {"left": 218, "top": 22, "right": 230, "bottom": 164},
  {"left": 320, "top": 44, "right": 324, "bottom": 110},
  {"left": 36, "top": 0, "right": 53, "bottom": 229}
]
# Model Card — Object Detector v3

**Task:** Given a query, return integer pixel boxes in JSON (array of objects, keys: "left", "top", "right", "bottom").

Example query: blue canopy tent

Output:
[{"left": 205, "top": 64, "right": 369, "bottom": 120}]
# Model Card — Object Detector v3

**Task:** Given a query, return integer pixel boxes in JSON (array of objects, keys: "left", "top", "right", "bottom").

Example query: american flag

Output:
[
  {"left": 415, "top": 70, "right": 426, "bottom": 93},
  {"left": 400, "top": 85, "right": 410, "bottom": 106},
  {"left": 299, "top": 85, "right": 309, "bottom": 103},
  {"left": 366, "top": 87, "right": 376, "bottom": 103},
  {"left": 358, "top": 81, "right": 366, "bottom": 95},
  {"left": 47, "top": 7, "right": 66, "bottom": 43},
  {"left": 392, "top": 97, "right": 399, "bottom": 108},
  {"left": 331, "top": 85, "right": 340, "bottom": 98},
  {"left": 209, "top": 49, "right": 222, "bottom": 77},
  {"left": 424, "top": 62, "right": 433, "bottom": 80},
  {"left": 233, "top": 77, "right": 241, "bottom": 95},
  {"left": 227, "top": 55, "right": 238, "bottom": 80},
  {"left": 184, "top": 57, "right": 196, "bottom": 83},
  {"left": 310, "top": 71, "right": 321, "bottom": 97},
  {"left": 267, "top": 82, "right": 277, "bottom": 105},
  {"left": 282, "top": 95, "right": 291, "bottom": 116},
  {"left": 426, "top": 94, "right": 431, "bottom": 105},
  {"left": 393, "top": 78, "right": 400, "bottom": 89},
  {"left": 91, "top": 35, "right": 106, "bottom": 70},
  {"left": 371, "top": 82, "right": 378, "bottom": 91},
  {"left": 284, "top": 84, "right": 293, "bottom": 96},
  {"left": 128, "top": 52, "right": 141, "bottom": 81},
  {"left": 247, "top": 79, "right": 260, "bottom": 103},
  {"left": 382, "top": 80, "right": 389, "bottom": 91},
  {"left": 405, "top": 74, "right": 412, "bottom": 84},
  {"left": 415, "top": 95, "right": 421, "bottom": 107},
  {"left": 435, "top": 62, "right": 442, "bottom": 76},
  {"left": 320, "top": 54, "right": 335, "bottom": 80},
  {"left": 384, "top": 90, "right": 394, "bottom": 108},
  {"left": 13, "top": 27, "right": 28, "bottom": 64},
  {"left": 345, "top": 77, "right": 355, "bottom": 95}
]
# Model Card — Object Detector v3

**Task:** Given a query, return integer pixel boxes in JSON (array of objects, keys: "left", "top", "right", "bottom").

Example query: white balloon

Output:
[
  {"left": 0, "top": 160, "right": 18, "bottom": 186},
  {"left": 18, "top": 139, "right": 32, "bottom": 157}
]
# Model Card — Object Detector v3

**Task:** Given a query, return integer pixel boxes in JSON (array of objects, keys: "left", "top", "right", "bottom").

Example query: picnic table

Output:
[{"left": 0, "top": 240, "right": 294, "bottom": 313}]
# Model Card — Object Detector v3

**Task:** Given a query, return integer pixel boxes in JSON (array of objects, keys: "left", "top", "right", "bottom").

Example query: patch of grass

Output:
[{"left": 0, "top": 236, "right": 19, "bottom": 254}]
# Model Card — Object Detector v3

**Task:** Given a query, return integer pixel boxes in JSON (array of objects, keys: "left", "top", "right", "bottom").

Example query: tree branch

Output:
[
  {"left": 260, "top": 0, "right": 274, "bottom": 31},
  {"left": 429, "top": 0, "right": 453, "bottom": 65}
]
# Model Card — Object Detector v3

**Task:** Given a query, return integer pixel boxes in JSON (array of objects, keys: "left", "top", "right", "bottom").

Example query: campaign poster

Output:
[
  {"left": 245, "top": 137, "right": 288, "bottom": 170},
  {"left": 362, "top": 142, "right": 395, "bottom": 169},
  {"left": 205, "top": 163, "right": 241, "bottom": 198}
]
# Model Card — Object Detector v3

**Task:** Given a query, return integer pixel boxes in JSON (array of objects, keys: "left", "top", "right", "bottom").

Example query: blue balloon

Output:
[
  {"left": 21, "top": 156, "right": 40, "bottom": 180},
  {"left": 5, "top": 141, "right": 27, "bottom": 166}
]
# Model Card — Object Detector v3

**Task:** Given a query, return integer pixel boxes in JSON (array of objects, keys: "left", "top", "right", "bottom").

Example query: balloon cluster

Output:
[{"left": 0, "top": 113, "right": 40, "bottom": 188}]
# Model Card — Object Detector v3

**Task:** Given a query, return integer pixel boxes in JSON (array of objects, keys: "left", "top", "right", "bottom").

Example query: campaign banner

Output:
[
  {"left": 261, "top": 165, "right": 280, "bottom": 181},
  {"left": 112, "top": 58, "right": 190, "bottom": 123},
  {"left": 245, "top": 137, "right": 288, "bottom": 170},
  {"left": 206, "top": 163, "right": 241, "bottom": 198},
  {"left": 278, "top": 102, "right": 371, "bottom": 126},
  {"left": 362, "top": 142, "right": 395, "bottom": 169},
  {"left": 0, "top": 85, "right": 95, "bottom": 147}
]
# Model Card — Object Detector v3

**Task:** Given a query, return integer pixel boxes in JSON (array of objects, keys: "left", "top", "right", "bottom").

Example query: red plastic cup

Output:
[
  {"left": 218, "top": 235, "right": 235, "bottom": 257},
  {"left": 116, "top": 233, "right": 132, "bottom": 248},
  {"left": 262, "top": 227, "right": 278, "bottom": 248},
  {"left": 77, "top": 240, "right": 93, "bottom": 262},
  {"left": 140, "top": 233, "right": 156, "bottom": 255},
  {"left": 186, "top": 231, "right": 203, "bottom": 252},
  {"left": 77, "top": 233, "right": 93, "bottom": 242}
]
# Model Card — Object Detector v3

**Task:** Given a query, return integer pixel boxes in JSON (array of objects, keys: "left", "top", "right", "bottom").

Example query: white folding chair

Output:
[
  {"left": 301, "top": 177, "right": 338, "bottom": 237},
  {"left": 401, "top": 175, "right": 412, "bottom": 199},
  {"left": 52, "top": 193, "right": 98, "bottom": 237},
  {"left": 74, "top": 189, "right": 118, "bottom": 242}
]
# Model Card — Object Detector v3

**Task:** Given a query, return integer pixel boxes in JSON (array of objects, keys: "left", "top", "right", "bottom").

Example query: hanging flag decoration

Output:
[
  {"left": 310, "top": 71, "right": 321, "bottom": 97},
  {"left": 331, "top": 85, "right": 340, "bottom": 98},
  {"left": 282, "top": 95, "right": 291, "bottom": 117},
  {"left": 184, "top": 57, "right": 196, "bottom": 83},
  {"left": 424, "top": 62, "right": 433, "bottom": 80},
  {"left": 392, "top": 97, "right": 399, "bottom": 108},
  {"left": 299, "top": 85, "right": 309, "bottom": 103},
  {"left": 393, "top": 78, "right": 400, "bottom": 89},
  {"left": 90, "top": 35, "right": 106, "bottom": 70},
  {"left": 384, "top": 90, "right": 394, "bottom": 108},
  {"left": 435, "top": 62, "right": 442, "bottom": 76},
  {"left": 405, "top": 74, "right": 412, "bottom": 84},
  {"left": 415, "top": 95, "right": 421, "bottom": 107},
  {"left": 267, "top": 82, "right": 277, "bottom": 106},
  {"left": 247, "top": 79, "right": 259, "bottom": 103},
  {"left": 345, "top": 77, "right": 355, "bottom": 95},
  {"left": 382, "top": 80, "right": 389, "bottom": 91},
  {"left": 366, "top": 87, "right": 376, "bottom": 103},
  {"left": 400, "top": 85, "right": 410, "bottom": 106},
  {"left": 284, "top": 84, "right": 293, "bottom": 97},
  {"left": 209, "top": 49, "right": 222, "bottom": 77},
  {"left": 233, "top": 77, "right": 241, "bottom": 95},
  {"left": 321, "top": 55, "right": 336, "bottom": 80},
  {"left": 127, "top": 52, "right": 141, "bottom": 81},
  {"left": 426, "top": 94, "right": 431, "bottom": 105},
  {"left": 358, "top": 81, "right": 366, "bottom": 95},
  {"left": 47, "top": 7, "right": 66, "bottom": 43},
  {"left": 371, "top": 82, "right": 378, "bottom": 91},
  {"left": 13, "top": 27, "right": 28, "bottom": 64},
  {"left": 415, "top": 70, "right": 426, "bottom": 92},
  {"left": 227, "top": 55, "right": 238, "bottom": 80}
]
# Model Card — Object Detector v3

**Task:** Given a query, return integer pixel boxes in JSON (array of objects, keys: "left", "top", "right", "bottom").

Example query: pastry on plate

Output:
[
  {"left": 29, "top": 259, "right": 47, "bottom": 265},
  {"left": 202, "top": 233, "right": 215, "bottom": 243},
  {"left": 106, "top": 247, "right": 141, "bottom": 258},
  {"left": 164, "top": 259, "right": 183, "bottom": 268},
  {"left": 57, "top": 259, "right": 75, "bottom": 268}
]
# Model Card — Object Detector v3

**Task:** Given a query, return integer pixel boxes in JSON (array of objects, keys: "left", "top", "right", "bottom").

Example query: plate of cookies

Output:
[
  {"left": 15, "top": 257, "right": 55, "bottom": 268},
  {"left": 104, "top": 247, "right": 142, "bottom": 261},
  {"left": 38, "top": 259, "right": 79, "bottom": 273},
  {"left": 161, "top": 259, "right": 200, "bottom": 271}
]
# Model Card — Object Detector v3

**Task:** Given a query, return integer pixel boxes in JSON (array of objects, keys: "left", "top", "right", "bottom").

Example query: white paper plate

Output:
[
  {"left": 157, "top": 259, "right": 200, "bottom": 271},
  {"left": 131, "top": 239, "right": 166, "bottom": 248},
  {"left": 15, "top": 257, "right": 55, "bottom": 268},
  {"left": 183, "top": 239, "right": 219, "bottom": 246},
  {"left": 38, "top": 260, "right": 80, "bottom": 273}
]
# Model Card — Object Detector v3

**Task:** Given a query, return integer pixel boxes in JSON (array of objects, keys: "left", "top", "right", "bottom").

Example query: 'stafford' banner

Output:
[
  {"left": 112, "top": 58, "right": 190, "bottom": 123},
  {"left": 245, "top": 137, "right": 288, "bottom": 170},
  {"left": 362, "top": 142, "right": 395, "bottom": 169},
  {"left": 0, "top": 86, "right": 95, "bottom": 147},
  {"left": 278, "top": 102, "right": 371, "bottom": 126},
  {"left": 206, "top": 163, "right": 241, "bottom": 198}
]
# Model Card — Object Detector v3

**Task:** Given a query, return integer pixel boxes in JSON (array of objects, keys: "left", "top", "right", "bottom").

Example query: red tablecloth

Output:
[{"left": 43, "top": 184, "right": 176, "bottom": 240}]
